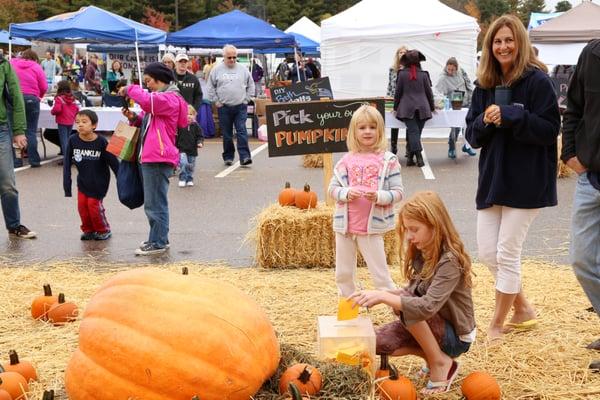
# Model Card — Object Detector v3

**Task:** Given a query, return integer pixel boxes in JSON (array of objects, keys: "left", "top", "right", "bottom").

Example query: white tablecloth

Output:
[
  {"left": 385, "top": 109, "right": 468, "bottom": 129},
  {"left": 39, "top": 104, "right": 141, "bottom": 131}
]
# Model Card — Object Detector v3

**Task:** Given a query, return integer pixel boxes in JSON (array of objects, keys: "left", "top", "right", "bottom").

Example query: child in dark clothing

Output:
[
  {"left": 50, "top": 80, "right": 79, "bottom": 160},
  {"left": 176, "top": 104, "right": 204, "bottom": 187},
  {"left": 63, "top": 110, "right": 119, "bottom": 240}
]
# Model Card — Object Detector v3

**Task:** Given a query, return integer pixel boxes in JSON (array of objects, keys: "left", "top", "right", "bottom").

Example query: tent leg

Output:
[
  {"left": 294, "top": 47, "right": 301, "bottom": 82},
  {"left": 135, "top": 40, "right": 143, "bottom": 88}
]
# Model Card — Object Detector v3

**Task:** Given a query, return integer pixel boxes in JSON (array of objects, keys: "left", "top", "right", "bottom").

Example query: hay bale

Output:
[
  {"left": 249, "top": 203, "right": 399, "bottom": 269},
  {"left": 302, "top": 154, "right": 324, "bottom": 168}
]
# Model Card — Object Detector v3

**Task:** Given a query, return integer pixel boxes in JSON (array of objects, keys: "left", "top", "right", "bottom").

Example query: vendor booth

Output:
[
  {"left": 530, "top": 1, "right": 600, "bottom": 66},
  {"left": 320, "top": 0, "right": 479, "bottom": 99}
]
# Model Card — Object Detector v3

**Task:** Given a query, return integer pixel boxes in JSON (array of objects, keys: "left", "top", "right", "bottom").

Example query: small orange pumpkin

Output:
[
  {"left": 377, "top": 364, "right": 416, "bottom": 400},
  {"left": 461, "top": 371, "right": 501, "bottom": 400},
  {"left": 47, "top": 293, "right": 79, "bottom": 325},
  {"left": 31, "top": 284, "right": 59, "bottom": 320},
  {"left": 278, "top": 182, "right": 297, "bottom": 206},
  {"left": 278, "top": 363, "right": 322, "bottom": 396},
  {"left": 295, "top": 184, "right": 317, "bottom": 209},
  {"left": 0, "top": 388, "right": 11, "bottom": 400},
  {"left": 4, "top": 351, "right": 37, "bottom": 382},
  {"left": 0, "top": 371, "right": 29, "bottom": 400}
]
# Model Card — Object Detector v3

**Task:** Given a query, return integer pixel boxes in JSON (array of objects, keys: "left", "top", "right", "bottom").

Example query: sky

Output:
[{"left": 544, "top": 0, "right": 600, "bottom": 12}]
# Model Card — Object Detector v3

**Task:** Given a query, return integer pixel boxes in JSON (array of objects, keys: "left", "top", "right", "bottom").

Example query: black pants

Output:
[
  {"left": 390, "top": 128, "right": 399, "bottom": 153},
  {"left": 403, "top": 117, "right": 426, "bottom": 153}
]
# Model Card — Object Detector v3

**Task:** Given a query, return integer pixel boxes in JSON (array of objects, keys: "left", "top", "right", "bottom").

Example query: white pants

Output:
[
  {"left": 335, "top": 233, "right": 397, "bottom": 297},
  {"left": 477, "top": 206, "right": 539, "bottom": 294}
]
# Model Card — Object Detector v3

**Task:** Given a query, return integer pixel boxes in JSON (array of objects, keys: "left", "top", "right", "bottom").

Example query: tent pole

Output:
[
  {"left": 294, "top": 47, "right": 301, "bottom": 82},
  {"left": 8, "top": 39, "right": 11, "bottom": 60},
  {"left": 134, "top": 33, "right": 143, "bottom": 89}
]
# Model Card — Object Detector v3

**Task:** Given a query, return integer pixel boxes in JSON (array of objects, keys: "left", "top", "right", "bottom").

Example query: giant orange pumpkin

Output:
[
  {"left": 64, "top": 268, "right": 280, "bottom": 400},
  {"left": 461, "top": 371, "right": 501, "bottom": 400},
  {"left": 376, "top": 364, "right": 416, "bottom": 400}
]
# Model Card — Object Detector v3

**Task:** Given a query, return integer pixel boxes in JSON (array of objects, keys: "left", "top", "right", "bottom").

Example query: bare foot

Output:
[
  {"left": 487, "top": 326, "right": 504, "bottom": 343},
  {"left": 428, "top": 357, "right": 453, "bottom": 383}
]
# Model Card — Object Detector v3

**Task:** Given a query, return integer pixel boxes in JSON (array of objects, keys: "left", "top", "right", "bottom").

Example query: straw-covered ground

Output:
[{"left": 1, "top": 259, "right": 599, "bottom": 399}]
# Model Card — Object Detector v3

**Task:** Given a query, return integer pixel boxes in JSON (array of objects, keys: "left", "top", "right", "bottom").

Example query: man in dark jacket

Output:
[
  {"left": 0, "top": 54, "right": 36, "bottom": 238},
  {"left": 561, "top": 39, "right": 600, "bottom": 371},
  {"left": 174, "top": 53, "right": 203, "bottom": 111}
]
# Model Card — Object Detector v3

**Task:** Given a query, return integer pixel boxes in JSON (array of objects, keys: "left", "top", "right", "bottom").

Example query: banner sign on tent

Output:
[
  {"left": 266, "top": 98, "right": 385, "bottom": 157},
  {"left": 271, "top": 77, "right": 333, "bottom": 103},
  {"left": 107, "top": 51, "right": 158, "bottom": 81},
  {"left": 550, "top": 77, "right": 569, "bottom": 110}
]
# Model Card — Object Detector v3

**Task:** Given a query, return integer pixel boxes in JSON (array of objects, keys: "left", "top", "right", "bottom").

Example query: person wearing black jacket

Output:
[
  {"left": 561, "top": 39, "right": 600, "bottom": 371},
  {"left": 176, "top": 105, "right": 204, "bottom": 187},
  {"left": 174, "top": 53, "right": 202, "bottom": 111},
  {"left": 466, "top": 15, "right": 560, "bottom": 343}
]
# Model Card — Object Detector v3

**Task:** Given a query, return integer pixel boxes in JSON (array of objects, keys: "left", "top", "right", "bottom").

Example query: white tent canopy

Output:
[
  {"left": 320, "top": 0, "right": 479, "bottom": 99},
  {"left": 286, "top": 16, "right": 321, "bottom": 43}
]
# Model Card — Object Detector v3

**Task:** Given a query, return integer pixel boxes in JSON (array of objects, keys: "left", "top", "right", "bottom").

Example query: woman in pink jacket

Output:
[
  {"left": 10, "top": 49, "right": 47, "bottom": 168},
  {"left": 119, "top": 62, "right": 188, "bottom": 256}
]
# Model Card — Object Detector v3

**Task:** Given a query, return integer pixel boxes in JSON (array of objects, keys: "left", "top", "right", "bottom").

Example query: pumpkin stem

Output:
[
  {"left": 191, "top": 396, "right": 200, "bottom": 400},
  {"left": 389, "top": 364, "right": 399, "bottom": 381},
  {"left": 378, "top": 354, "right": 389, "bottom": 371},
  {"left": 58, "top": 293, "right": 66, "bottom": 304},
  {"left": 43, "top": 284, "right": 53, "bottom": 296},
  {"left": 288, "top": 382, "right": 303, "bottom": 400},
  {"left": 182, "top": 267, "right": 189, "bottom": 275},
  {"left": 9, "top": 349, "right": 19, "bottom": 365},
  {"left": 303, "top": 183, "right": 311, "bottom": 192},
  {"left": 298, "top": 365, "right": 313, "bottom": 384},
  {"left": 43, "top": 390, "right": 55, "bottom": 400},
  {"left": 284, "top": 181, "right": 291, "bottom": 188}
]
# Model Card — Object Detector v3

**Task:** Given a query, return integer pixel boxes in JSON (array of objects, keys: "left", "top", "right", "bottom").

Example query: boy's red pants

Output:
[{"left": 77, "top": 191, "right": 110, "bottom": 234}]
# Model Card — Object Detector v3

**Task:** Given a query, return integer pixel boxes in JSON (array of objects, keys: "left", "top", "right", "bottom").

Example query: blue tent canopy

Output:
[
  {"left": 9, "top": 6, "right": 166, "bottom": 43},
  {"left": 167, "top": 10, "right": 295, "bottom": 49},
  {"left": 254, "top": 32, "right": 319, "bottom": 55},
  {"left": 0, "top": 30, "right": 31, "bottom": 46}
]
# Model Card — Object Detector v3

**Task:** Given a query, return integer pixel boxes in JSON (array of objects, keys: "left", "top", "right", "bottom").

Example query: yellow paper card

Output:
[{"left": 337, "top": 297, "right": 359, "bottom": 321}]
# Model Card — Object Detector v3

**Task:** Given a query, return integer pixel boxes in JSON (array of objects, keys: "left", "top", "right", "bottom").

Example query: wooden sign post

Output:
[{"left": 265, "top": 98, "right": 386, "bottom": 206}]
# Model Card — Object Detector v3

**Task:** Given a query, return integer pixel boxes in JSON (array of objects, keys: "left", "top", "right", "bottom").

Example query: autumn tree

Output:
[
  {"left": 0, "top": 0, "right": 37, "bottom": 29},
  {"left": 142, "top": 6, "right": 171, "bottom": 31},
  {"left": 555, "top": 0, "right": 571, "bottom": 12}
]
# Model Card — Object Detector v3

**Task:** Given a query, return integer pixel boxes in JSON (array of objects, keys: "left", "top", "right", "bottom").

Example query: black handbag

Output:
[{"left": 116, "top": 160, "right": 144, "bottom": 209}]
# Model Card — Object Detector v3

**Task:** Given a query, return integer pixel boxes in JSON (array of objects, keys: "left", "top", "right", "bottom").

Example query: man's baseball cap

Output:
[{"left": 175, "top": 53, "right": 189, "bottom": 62}]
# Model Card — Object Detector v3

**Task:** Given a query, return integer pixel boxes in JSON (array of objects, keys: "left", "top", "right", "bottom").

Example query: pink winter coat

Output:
[
  {"left": 127, "top": 84, "right": 188, "bottom": 167},
  {"left": 50, "top": 94, "right": 79, "bottom": 125},
  {"left": 10, "top": 58, "right": 48, "bottom": 99}
]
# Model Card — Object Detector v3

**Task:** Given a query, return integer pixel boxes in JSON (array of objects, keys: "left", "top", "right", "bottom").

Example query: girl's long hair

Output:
[
  {"left": 56, "top": 80, "right": 72, "bottom": 96},
  {"left": 477, "top": 14, "right": 547, "bottom": 89},
  {"left": 346, "top": 104, "right": 387, "bottom": 153},
  {"left": 392, "top": 46, "right": 408, "bottom": 72},
  {"left": 399, "top": 191, "right": 472, "bottom": 287}
]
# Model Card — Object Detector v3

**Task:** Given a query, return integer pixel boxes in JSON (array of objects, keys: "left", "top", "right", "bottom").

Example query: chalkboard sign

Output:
[
  {"left": 550, "top": 77, "right": 569, "bottom": 110},
  {"left": 266, "top": 98, "right": 385, "bottom": 157},
  {"left": 271, "top": 77, "right": 334, "bottom": 103}
]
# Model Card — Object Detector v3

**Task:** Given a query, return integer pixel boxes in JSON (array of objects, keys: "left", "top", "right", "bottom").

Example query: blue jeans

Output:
[
  {"left": 179, "top": 153, "right": 196, "bottom": 183},
  {"left": 441, "top": 320, "right": 471, "bottom": 358},
  {"left": 23, "top": 95, "right": 41, "bottom": 166},
  {"left": 0, "top": 124, "right": 21, "bottom": 229},
  {"left": 218, "top": 104, "right": 251, "bottom": 162},
  {"left": 448, "top": 127, "right": 461, "bottom": 150},
  {"left": 571, "top": 173, "right": 600, "bottom": 317},
  {"left": 57, "top": 124, "right": 73, "bottom": 158},
  {"left": 140, "top": 163, "right": 172, "bottom": 248}
]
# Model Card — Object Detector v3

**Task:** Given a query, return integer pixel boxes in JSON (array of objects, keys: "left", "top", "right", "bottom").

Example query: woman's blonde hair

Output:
[
  {"left": 346, "top": 104, "right": 387, "bottom": 153},
  {"left": 187, "top": 104, "right": 197, "bottom": 116},
  {"left": 392, "top": 46, "right": 408, "bottom": 72},
  {"left": 398, "top": 191, "right": 472, "bottom": 287},
  {"left": 477, "top": 14, "right": 547, "bottom": 89}
]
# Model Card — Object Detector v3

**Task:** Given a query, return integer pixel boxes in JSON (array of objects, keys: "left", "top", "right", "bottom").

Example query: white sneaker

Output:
[
  {"left": 178, "top": 180, "right": 186, "bottom": 187},
  {"left": 186, "top": 181, "right": 194, "bottom": 187}
]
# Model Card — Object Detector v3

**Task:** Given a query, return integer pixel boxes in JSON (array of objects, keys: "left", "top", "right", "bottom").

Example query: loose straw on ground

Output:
[{"left": 1, "top": 260, "right": 599, "bottom": 399}]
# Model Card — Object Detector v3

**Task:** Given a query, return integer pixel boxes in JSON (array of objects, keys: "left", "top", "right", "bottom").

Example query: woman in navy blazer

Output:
[{"left": 466, "top": 14, "right": 560, "bottom": 343}]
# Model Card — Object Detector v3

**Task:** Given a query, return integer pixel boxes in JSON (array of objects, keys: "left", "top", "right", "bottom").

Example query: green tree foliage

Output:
[
  {"left": 555, "top": 0, "right": 572, "bottom": 12},
  {"left": 0, "top": 0, "right": 37, "bottom": 29},
  {"left": 518, "top": 0, "right": 546, "bottom": 25}
]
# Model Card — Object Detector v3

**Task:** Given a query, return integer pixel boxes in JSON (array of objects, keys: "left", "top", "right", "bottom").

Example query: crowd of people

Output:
[{"left": 0, "top": 12, "right": 599, "bottom": 393}]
